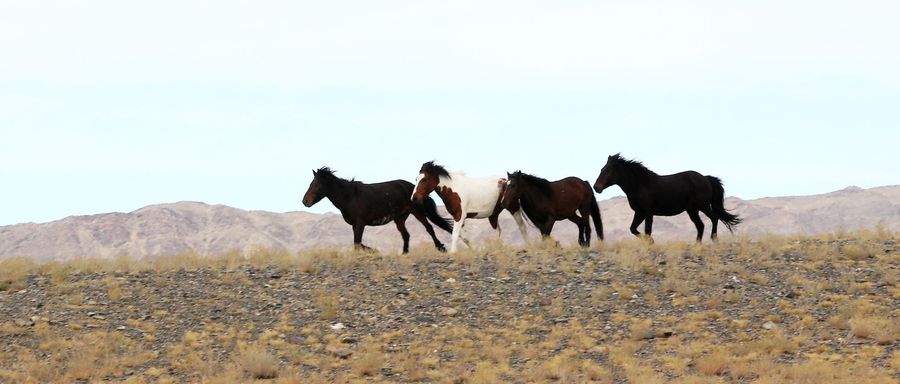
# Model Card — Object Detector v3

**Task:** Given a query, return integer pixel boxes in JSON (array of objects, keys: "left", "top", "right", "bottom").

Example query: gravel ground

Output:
[{"left": 0, "top": 237, "right": 897, "bottom": 383}]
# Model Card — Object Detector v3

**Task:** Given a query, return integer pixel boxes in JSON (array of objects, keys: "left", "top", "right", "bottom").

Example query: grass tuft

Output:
[{"left": 237, "top": 345, "right": 279, "bottom": 379}]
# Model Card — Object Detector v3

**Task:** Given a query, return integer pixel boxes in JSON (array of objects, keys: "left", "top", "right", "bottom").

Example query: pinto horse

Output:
[
  {"left": 593, "top": 154, "right": 741, "bottom": 242},
  {"left": 501, "top": 171, "right": 603, "bottom": 247},
  {"left": 411, "top": 161, "right": 528, "bottom": 253},
  {"left": 302, "top": 167, "right": 453, "bottom": 253}
]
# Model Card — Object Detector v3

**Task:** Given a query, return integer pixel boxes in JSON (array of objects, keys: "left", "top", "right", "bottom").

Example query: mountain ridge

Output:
[{"left": 1, "top": 185, "right": 897, "bottom": 261}]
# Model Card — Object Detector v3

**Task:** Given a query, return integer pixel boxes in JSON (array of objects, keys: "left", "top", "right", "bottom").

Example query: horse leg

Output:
[
  {"left": 459, "top": 219, "right": 473, "bottom": 248},
  {"left": 512, "top": 210, "right": 529, "bottom": 245},
  {"left": 488, "top": 212, "right": 502, "bottom": 240},
  {"left": 644, "top": 215, "right": 655, "bottom": 244},
  {"left": 568, "top": 215, "right": 587, "bottom": 247},
  {"left": 412, "top": 210, "right": 446, "bottom": 252},
  {"left": 569, "top": 215, "right": 584, "bottom": 246},
  {"left": 575, "top": 218, "right": 588, "bottom": 247},
  {"left": 541, "top": 220, "right": 558, "bottom": 246},
  {"left": 450, "top": 218, "right": 466, "bottom": 253},
  {"left": 352, "top": 223, "right": 372, "bottom": 251},
  {"left": 394, "top": 216, "right": 411, "bottom": 254},
  {"left": 580, "top": 206, "right": 592, "bottom": 246},
  {"left": 700, "top": 206, "right": 719, "bottom": 241},
  {"left": 687, "top": 209, "right": 705, "bottom": 243},
  {"left": 541, "top": 220, "right": 554, "bottom": 237},
  {"left": 629, "top": 213, "right": 644, "bottom": 238}
]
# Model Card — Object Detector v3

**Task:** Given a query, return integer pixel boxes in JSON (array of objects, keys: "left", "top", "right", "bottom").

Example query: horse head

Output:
[
  {"left": 303, "top": 167, "right": 333, "bottom": 207},
  {"left": 593, "top": 154, "right": 620, "bottom": 193},
  {"left": 412, "top": 161, "right": 450, "bottom": 202},
  {"left": 500, "top": 171, "right": 522, "bottom": 209}
]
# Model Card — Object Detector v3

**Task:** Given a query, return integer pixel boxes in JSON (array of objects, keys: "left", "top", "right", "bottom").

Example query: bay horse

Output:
[
  {"left": 411, "top": 161, "right": 528, "bottom": 253},
  {"left": 500, "top": 171, "right": 603, "bottom": 247},
  {"left": 592, "top": 154, "right": 742, "bottom": 243},
  {"left": 302, "top": 167, "right": 453, "bottom": 253}
]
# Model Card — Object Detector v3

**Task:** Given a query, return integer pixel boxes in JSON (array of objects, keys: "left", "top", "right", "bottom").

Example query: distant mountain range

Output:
[{"left": 1, "top": 186, "right": 897, "bottom": 261}]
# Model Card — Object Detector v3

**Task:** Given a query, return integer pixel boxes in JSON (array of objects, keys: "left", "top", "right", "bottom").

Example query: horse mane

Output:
[
  {"left": 316, "top": 166, "right": 336, "bottom": 176},
  {"left": 316, "top": 166, "right": 360, "bottom": 185},
  {"left": 420, "top": 161, "right": 451, "bottom": 180},
  {"left": 610, "top": 153, "right": 658, "bottom": 181},
  {"left": 510, "top": 171, "right": 554, "bottom": 198}
]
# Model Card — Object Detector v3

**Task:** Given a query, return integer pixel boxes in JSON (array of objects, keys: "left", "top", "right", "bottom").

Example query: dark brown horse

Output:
[
  {"left": 593, "top": 154, "right": 741, "bottom": 242},
  {"left": 500, "top": 171, "right": 603, "bottom": 247},
  {"left": 303, "top": 167, "right": 452, "bottom": 253}
]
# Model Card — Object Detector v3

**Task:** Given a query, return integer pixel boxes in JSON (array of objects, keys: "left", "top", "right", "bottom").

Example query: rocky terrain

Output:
[
  {"left": 1, "top": 186, "right": 898, "bottom": 261},
  {"left": 0, "top": 233, "right": 897, "bottom": 383}
]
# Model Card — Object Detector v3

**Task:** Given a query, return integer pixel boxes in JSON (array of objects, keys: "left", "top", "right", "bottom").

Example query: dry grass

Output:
[
  {"left": 841, "top": 243, "right": 874, "bottom": 260},
  {"left": 0, "top": 230, "right": 897, "bottom": 383},
  {"left": 695, "top": 350, "right": 730, "bottom": 376},
  {"left": 849, "top": 316, "right": 898, "bottom": 344},
  {"left": 313, "top": 290, "right": 340, "bottom": 321},
  {"left": 237, "top": 345, "right": 280, "bottom": 379},
  {"left": 351, "top": 345, "right": 384, "bottom": 377},
  {"left": 629, "top": 318, "right": 654, "bottom": 340}
]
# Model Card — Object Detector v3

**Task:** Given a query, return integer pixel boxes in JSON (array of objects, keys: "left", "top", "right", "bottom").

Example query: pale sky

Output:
[{"left": 1, "top": 1, "right": 898, "bottom": 226}]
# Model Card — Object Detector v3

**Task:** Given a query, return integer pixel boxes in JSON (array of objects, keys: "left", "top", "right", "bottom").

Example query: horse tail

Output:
[
  {"left": 422, "top": 196, "right": 454, "bottom": 233},
  {"left": 586, "top": 181, "right": 604, "bottom": 240},
  {"left": 706, "top": 176, "right": 742, "bottom": 233}
]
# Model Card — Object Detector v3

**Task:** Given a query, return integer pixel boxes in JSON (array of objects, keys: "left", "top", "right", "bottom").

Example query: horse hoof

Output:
[{"left": 355, "top": 244, "right": 377, "bottom": 254}]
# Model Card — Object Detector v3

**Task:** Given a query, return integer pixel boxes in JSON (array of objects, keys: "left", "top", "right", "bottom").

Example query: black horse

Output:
[
  {"left": 593, "top": 154, "right": 741, "bottom": 242},
  {"left": 500, "top": 171, "right": 603, "bottom": 247},
  {"left": 302, "top": 167, "right": 453, "bottom": 253}
]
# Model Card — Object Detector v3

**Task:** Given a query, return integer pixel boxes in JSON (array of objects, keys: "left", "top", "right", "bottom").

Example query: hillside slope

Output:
[{"left": 1, "top": 186, "right": 897, "bottom": 260}]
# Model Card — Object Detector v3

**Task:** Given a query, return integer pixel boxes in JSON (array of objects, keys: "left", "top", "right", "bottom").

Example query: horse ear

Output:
[
  {"left": 507, "top": 172, "right": 511, "bottom": 177},
  {"left": 312, "top": 169, "right": 317, "bottom": 176}
]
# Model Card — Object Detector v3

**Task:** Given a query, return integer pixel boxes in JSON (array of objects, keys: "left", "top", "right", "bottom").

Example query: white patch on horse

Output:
[
  {"left": 428, "top": 170, "right": 511, "bottom": 252},
  {"left": 373, "top": 215, "right": 393, "bottom": 225}
]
